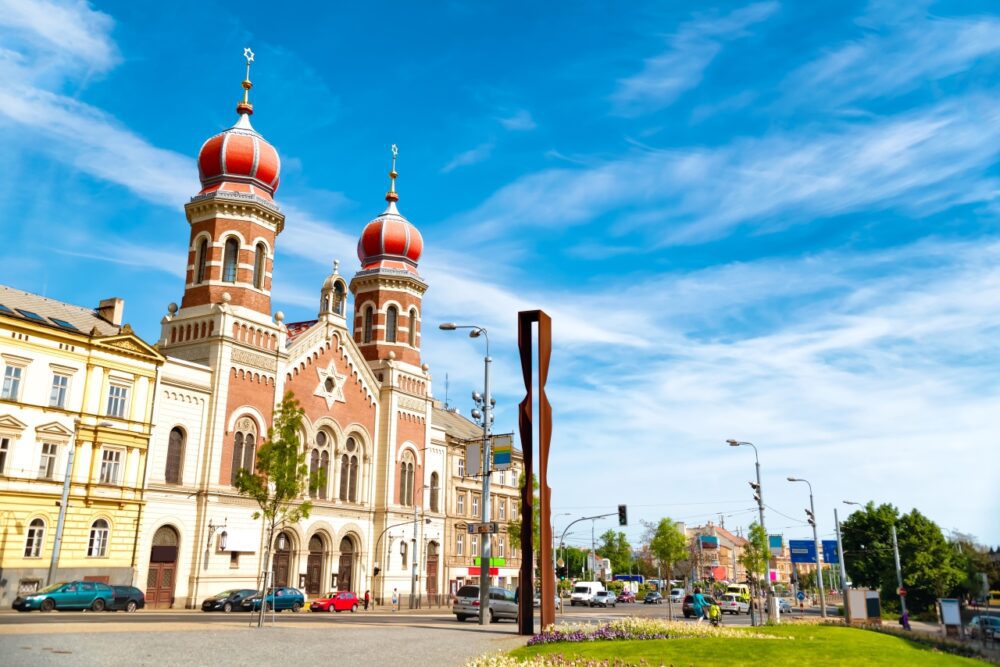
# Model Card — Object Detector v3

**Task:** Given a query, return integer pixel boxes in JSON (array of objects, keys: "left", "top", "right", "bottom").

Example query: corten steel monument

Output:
[{"left": 517, "top": 310, "right": 554, "bottom": 635}]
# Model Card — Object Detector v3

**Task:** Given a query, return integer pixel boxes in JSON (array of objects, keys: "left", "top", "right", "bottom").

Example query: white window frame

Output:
[
  {"left": 498, "top": 499, "right": 506, "bottom": 520},
  {"left": 471, "top": 495, "right": 479, "bottom": 517},
  {"left": 471, "top": 535, "right": 479, "bottom": 555},
  {"left": 497, "top": 536, "right": 505, "bottom": 559},
  {"left": 87, "top": 520, "right": 110, "bottom": 557},
  {"left": 2, "top": 364, "right": 24, "bottom": 401},
  {"left": 99, "top": 447, "right": 124, "bottom": 485},
  {"left": 38, "top": 442, "right": 58, "bottom": 480},
  {"left": 24, "top": 519, "right": 45, "bottom": 558},
  {"left": 106, "top": 384, "right": 130, "bottom": 419},
  {"left": 456, "top": 493, "right": 465, "bottom": 516},
  {"left": 457, "top": 458, "right": 465, "bottom": 477},
  {"left": 49, "top": 373, "right": 70, "bottom": 408},
  {"left": 456, "top": 533, "right": 464, "bottom": 557}
]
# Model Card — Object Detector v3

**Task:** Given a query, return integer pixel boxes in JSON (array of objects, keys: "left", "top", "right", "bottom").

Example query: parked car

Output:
[
  {"left": 682, "top": 594, "right": 719, "bottom": 618},
  {"left": 533, "top": 594, "right": 561, "bottom": 610},
  {"left": 669, "top": 588, "right": 685, "bottom": 604},
  {"left": 718, "top": 593, "right": 750, "bottom": 615},
  {"left": 241, "top": 587, "right": 304, "bottom": 612},
  {"left": 570, "top": 582, "right": 604, "bottom": 607},
  {"left": 13, "top": 581, "right": 115, "bottom": 612},
  {"left": 643, "top": 591, "right": 663, "bottom": 605},
  {"left": 591, "top": 591, "right": 617, "bottom": 608},
  {"left": 310, "top": 591, "right": 360, "bottom": 613},
  {"left": 765, "top": 598, "right": 793, "bottom": 614},
  {"left": 201, "top": 589, "right": 258, "bottom": 612},
  {"left": 453, "top": 585, "right": 518, "bottom": 623},
  {"left": 108, "top": 586, "right": 145, "bottom": 612},
  {"left": 969, "top": 615, "right": 1000, "bottom": 640},
  {"left": 617, "top": 590, "right": 636, "bottom": 603}
]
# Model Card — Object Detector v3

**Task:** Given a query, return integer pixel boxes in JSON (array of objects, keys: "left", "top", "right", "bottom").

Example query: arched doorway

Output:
[
  {"left": 306, "top": 535, "right": 326, "bottom": 595},
  {"left": 146, "top": 525, "right": 179, "bottom": 609},
  {"left": 273, "top": 532, "right": 293, "bottom": 588},
  {"left": 426, "top": 541, "right": 439, "bottom": 604},
  {"left": 337, "top": 537, "right": 355, "bottom": 592}
]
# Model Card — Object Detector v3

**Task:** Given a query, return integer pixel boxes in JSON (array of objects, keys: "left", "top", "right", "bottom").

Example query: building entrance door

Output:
[
  {"left": 426, "top": 541, "right": 439, "bottom": 604},
  {"left": 146, "top": 526, "right": 179, "bottom": 609},
  {"left": 273, "top": 532, "right": 292, "bottom": 587},
  {"left": 306, "top": 535, "right": 325, "bottom": 595},
  {"left": 337, "top": 537, "right": 354, "bottom": 592}
]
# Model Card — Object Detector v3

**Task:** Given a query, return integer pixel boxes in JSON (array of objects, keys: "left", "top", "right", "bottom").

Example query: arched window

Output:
[
  {"left": 88, "top": 519, "right": 110, "bottom": 557},
  {"left": 346, "top": 436, "right": 359, "bottom": 502},
  {"left": 399, "top": 452, "right": 414, "bottom": 506},
  {"left": 339, "top": 454, "right": 349, "bottom": 501},
  {"left": 429, "top": 472, "right": 440, "bottom": 513},
  {"left": 253, "top": 243, "right": 266, "bottom": 289},
  {"left": 195, "top": 238, "right": 209, "bottom": 284},
  {"left": 408, "top": 308, "right": 418, "bottom": 346},
  {"left": 24, "top": 518, "right": 44, "bottom": 558},
  {"left": 222, "top": 237, "right": 239, "bottom": 283},
  {"left": 362, "top": 306, "right": 373, "bottom": 344},
  {"left": 334, "top": 283, "right": 346, "bottom": 315},
  {"left": 230, "top": 419, "right": 257, "bottom": 487},
  {"left": 320, "top": 450, "right": 330, "bottom": 500},
  {"left": 165, "top": 427, "right": 184, "bottom": 485},
  {"left": 309, "top": 449, "right": 319, "bottom": 499},
  {"left": 386, "top": 306, "right": 398, "bottom": 343}
]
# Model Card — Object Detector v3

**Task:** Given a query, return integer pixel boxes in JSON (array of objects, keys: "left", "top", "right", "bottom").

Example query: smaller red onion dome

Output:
[{"left": 356, "top": 149, "right": 423, "bottom": 273}]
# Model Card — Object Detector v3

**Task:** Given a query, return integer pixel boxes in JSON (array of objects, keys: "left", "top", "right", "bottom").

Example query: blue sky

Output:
[{"left": 1, "top": 0, "right": 998, "bottom": 548}]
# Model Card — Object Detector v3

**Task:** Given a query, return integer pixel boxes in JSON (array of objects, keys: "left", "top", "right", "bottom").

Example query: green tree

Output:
[
  {"left": 235, "top": 393, "right": 320, "bottom": 604},
  {"left": 739, "top": 522, "right": 771, "bottom": 607},
  {"left": 841, "top": 501, "right": 963, "bottom": 613},
  {"left": 597, "top": 529, "right": 632, "bottom": 576},
  {"left": 648, "top": 518, "right": 688, "bottom": 619},
  {"left": 507, "top": 473, "right": 539, "bottom": 553}
]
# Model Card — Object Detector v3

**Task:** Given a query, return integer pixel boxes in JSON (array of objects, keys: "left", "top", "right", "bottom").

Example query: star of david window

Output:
[{"left": 313, "top": 362, "right": 346, "bottom": 409}]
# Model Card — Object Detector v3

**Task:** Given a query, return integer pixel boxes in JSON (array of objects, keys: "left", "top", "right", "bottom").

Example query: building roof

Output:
[
  {"left": 285, "top": 320, "right": 316, "bottom": 343},
  {"left": 431, "top": 402, "right": 483, "bottom": 440},
  {"left": 0, "top": 284, "right": 120, "bottom": 336}
]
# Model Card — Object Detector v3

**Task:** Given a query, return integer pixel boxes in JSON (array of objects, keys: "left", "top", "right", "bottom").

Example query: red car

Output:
[
  {"left": 310, "top": 591, "right": 360, "bottom": 613},
  {"left": 617, "top": 591, "right": 636, "bottom": 603}
]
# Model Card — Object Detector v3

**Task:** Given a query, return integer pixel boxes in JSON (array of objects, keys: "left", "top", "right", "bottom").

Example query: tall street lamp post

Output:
[
  {"left": 788, "top": 477, "right": 826, "bottom": 618},
  {"left": 834, "top": 507, "right": 850, "bottom": 620},
  {"left": 440, "top": 323, "right": 493, "bottom": 625},
  {"left": 727, "top": 439, "right": 776, "bottom": 623}
]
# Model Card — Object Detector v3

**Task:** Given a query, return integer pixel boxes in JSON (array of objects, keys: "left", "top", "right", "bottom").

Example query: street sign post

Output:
[
  {"left": 797, "top": 591, "right": 806, "bottom": 601},
  {"left": 822, "top": 540, "right": 840, "bottom": 564},
  {"left": 467, "top": 522, "right": 500, "bottom": 535},
  {"left": 789, "top": 540, "right": 818, "bottom": 563}
]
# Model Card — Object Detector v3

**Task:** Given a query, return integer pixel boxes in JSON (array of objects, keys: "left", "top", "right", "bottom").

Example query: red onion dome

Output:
[
  {"left": 357, "top": 200, "right": 423, "bottom": 272},
  {"left": 197, "top": 113, "right": 281, "bottom": 201}
]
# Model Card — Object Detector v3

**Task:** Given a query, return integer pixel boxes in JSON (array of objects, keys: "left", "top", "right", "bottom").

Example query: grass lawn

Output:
[{"left": 510, "top": 624, "right": 983, "bottom": 666}]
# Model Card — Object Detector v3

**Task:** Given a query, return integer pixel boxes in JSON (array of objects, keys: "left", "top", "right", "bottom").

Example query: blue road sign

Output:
[
  {"left": 789, "top": 540, "right": 817, "bottom": 563},
  {"left": 797, "top": 591, "right": 806, "bottom": 601},
  {"left": 822, "top": 540, "right": 840, "bottom": 564}
]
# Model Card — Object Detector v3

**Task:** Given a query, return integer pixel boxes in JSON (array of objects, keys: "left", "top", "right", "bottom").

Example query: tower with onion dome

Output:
[{"left": 350, "top": 146, "right": 427, "bottom": 369}]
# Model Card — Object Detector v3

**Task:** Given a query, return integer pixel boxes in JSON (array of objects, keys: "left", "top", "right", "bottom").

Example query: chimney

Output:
[{"left": 97, "top": 298, "right": 125, "bottom": 326}]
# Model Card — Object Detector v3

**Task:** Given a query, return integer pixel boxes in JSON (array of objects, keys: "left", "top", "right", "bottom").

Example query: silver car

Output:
[
  {"left": 453, "top": 585, "right": 518, "bottom": 623},
  {"left": 591, "top": 590, "right": 617, "bottom": 608}
]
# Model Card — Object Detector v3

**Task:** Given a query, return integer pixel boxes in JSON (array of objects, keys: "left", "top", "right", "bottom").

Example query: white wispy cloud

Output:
[
  {"left": 612, "top": 1, "right": 778, "bottom": 116},
  {"left": 457, "top": 95, "right": 1000, "bottom": 246},
  {"left": 441, "top": 142, "right": 494, "bottom": 173},
  {"left": 786, "top": 2, "right": 1000, "bottom": 107},
  {"left": 497, "top": 109, "right": 536, "bottom": 131}
]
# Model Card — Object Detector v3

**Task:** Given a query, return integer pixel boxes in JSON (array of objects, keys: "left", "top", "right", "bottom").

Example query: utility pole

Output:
[
  {"left": 891, "top": 525, "right": 907, "bottom": 620},
  {"left": 835, "top": 509, "right": 849, "bottom": 620}
]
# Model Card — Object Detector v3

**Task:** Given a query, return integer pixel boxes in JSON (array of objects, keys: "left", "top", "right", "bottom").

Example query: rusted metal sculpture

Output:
[{"left": 517, "top": 310, "right": 553, "bottom": 635}]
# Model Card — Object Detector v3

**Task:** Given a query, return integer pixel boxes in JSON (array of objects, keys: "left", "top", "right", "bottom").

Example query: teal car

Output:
[
  {"left": 240, "top": 587, "right": 304, "bottom": 612},
  {"left": 13, "top": 581, "right": 115, "bottom": 612}
]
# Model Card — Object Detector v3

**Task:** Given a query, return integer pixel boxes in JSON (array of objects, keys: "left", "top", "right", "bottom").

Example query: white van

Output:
[{"left": 570, "top": 582, "right": 605, "bottom": 606}]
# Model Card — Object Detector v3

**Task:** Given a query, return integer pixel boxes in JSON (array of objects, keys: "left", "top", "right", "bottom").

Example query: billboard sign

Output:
[
  {"left": 492, "top": 434, "right": 513, "bottom": 471},
  {"left": 789, "top": 540, "right": 817, "bottom": 563},
  {"left": 768, "top": 535, "right": 784, "bottom": 552}
]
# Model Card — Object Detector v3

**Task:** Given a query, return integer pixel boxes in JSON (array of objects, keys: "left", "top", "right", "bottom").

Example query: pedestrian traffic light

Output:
[{"left": 618, "top": 504, "right": 628, "bottom": 526}]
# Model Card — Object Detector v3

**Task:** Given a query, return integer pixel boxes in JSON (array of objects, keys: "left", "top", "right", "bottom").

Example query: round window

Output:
[
  {"left": 316, "top": 431, "right": 327, "bottom": 448},
  {"left": 346, "top": 437, "right": 356, "bottom": 453},
  {"left": 324, "top": 377, "right": 336, "bottom": 392}
]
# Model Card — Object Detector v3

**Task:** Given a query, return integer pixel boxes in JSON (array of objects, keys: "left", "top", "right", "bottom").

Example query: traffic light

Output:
[
  {"left": 557, "top": 566, "right": 567, "bottom": 580},
  {"left": 748, "top": 481, "right": 761, "bottom": 504},
  {"left": 805, "top": 509, "right": 816, "bottom": 527},
  {"left": 618, "top": 504, "right": 628, "bottom": 526}
]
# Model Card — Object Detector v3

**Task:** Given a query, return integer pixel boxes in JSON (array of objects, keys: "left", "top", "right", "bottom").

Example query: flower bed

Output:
[{"left": 526, "top": 617, "right": 790, "bottom": 646}]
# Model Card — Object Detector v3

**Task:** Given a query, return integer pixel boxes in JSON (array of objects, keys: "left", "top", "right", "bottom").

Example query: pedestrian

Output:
[
  {"left": 692, "top": 587, "right": 709, "bottom": 624},
  {"left": 364, "top": 590, "right": 370, "bottom": 611},
  {"left": 900, "top": 610, "right": 910, "bottom": 631},
  {"left": 392, "top": 588, "right": 398, "bottom": 612}
]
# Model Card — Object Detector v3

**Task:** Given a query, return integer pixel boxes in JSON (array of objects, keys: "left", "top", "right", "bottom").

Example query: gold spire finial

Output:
[
  {"left": 386, "top": 143, "right": 399, "bottom": 202},
  {"left": 237, "top": 47, "right": 255, "bottom": 116}
]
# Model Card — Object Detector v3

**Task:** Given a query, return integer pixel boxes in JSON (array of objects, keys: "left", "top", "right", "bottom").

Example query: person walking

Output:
[
  {"left": 364, "top": 590, "right": 370, "bottom": 611},
  {"left": 692, "top": 587, "right": 709, "bottom": 624},
  {"left": 391, "top": 588, "right": 399, "bottom": 612}
]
